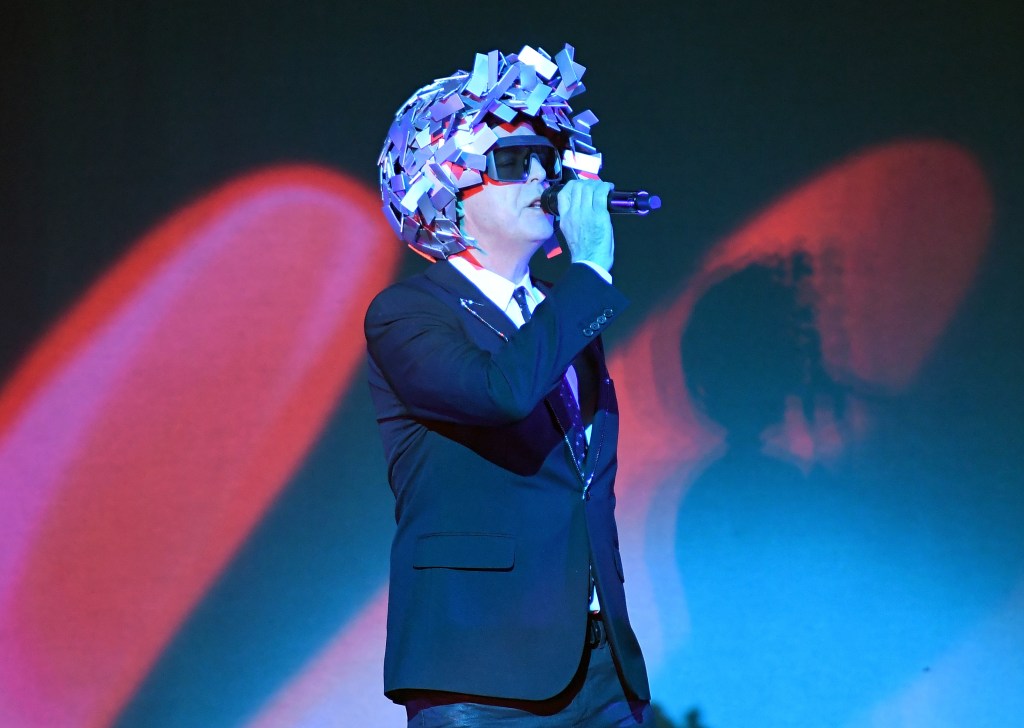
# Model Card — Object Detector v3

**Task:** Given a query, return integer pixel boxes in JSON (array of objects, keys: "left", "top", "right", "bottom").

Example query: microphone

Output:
[{"left": 540, "top": 184, "right": 662, "bottom": 216}]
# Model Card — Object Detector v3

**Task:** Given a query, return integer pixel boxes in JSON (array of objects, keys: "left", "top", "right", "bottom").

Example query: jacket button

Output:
[
  {"left": 596, "top": 315, "right": 607, "bottom": 324},
  {"left": 589, "top": 322, "right": 600, "bottom": 331},
  {"left": 604, "top": 308, "right": 614, "bottom": 317},
  {"left": 583, "top": 328, "right": 595, "bottom": 336}
]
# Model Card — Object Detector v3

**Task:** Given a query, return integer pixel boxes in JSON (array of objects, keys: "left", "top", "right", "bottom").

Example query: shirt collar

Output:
[{"left": 448, "top": 255, "right": 538, "bottom": 312}]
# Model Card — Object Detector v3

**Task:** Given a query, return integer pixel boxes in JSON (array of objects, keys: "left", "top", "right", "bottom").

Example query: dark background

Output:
[{"left": 3, "top": 1, "right": 1022, "bottom": 726}]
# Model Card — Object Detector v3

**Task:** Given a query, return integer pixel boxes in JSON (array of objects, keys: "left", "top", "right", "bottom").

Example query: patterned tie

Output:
[{"left": 512, "top": 287, "right": 587, "bottom": 473}]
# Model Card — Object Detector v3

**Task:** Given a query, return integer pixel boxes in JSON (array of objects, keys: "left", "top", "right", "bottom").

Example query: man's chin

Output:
[{"left": 527, "top": 220, "right": 554, "bottom": 240}]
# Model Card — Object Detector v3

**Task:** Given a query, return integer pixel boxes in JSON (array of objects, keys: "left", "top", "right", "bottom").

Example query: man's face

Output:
[{"left": 460, "top": 122, "right": 556, "bottom": 259}]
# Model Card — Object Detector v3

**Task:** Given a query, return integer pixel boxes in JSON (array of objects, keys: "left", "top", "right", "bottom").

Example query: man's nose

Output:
[{"left": 526, "top": 155, "right": 547, "bottom": 183}]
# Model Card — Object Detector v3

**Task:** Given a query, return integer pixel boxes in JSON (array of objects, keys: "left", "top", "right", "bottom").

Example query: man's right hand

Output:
[{"left": 555, "top": 179, "right": 615, "bottom": 272}]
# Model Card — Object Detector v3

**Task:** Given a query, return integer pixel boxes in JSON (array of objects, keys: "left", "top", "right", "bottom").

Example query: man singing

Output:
[{"left": 365, "top": 44, "right": 652, "bottom": 726}]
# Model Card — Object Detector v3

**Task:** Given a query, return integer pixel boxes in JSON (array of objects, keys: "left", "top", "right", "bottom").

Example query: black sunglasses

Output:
[{"left": 484, "top": 135, "right": 563, "bottom": 183}]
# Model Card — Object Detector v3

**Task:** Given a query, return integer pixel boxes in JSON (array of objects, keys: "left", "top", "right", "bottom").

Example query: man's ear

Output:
[{"left": 455, "top": 198, "right": 465, "bottom": 233}]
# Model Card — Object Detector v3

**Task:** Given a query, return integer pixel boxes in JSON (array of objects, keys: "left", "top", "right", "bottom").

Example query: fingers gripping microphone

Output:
[{"left": 540, "top": 184, "right": 662, "bottom": 216}]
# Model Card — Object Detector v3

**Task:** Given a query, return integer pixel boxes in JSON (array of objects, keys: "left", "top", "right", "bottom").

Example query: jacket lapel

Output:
[
  {"left": 545, "top": 358, "right": 610, "bottom": 487},
  {"left": 424, "top": 260, "right": 517, "bottom": 345},
  {"left": 544, "top": 385, "right": 579, "bottom": 469}
]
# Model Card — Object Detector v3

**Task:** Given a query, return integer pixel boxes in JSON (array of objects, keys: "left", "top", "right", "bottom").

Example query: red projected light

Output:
[
  {"left": 0, "top": 166, "right": 399, "bottom": 727},
  {"left": 615, "top": 139, "right": 991, "bottom": 489},
  {"left": 608, "top": 140, "right": 991, "bottom": 668}
]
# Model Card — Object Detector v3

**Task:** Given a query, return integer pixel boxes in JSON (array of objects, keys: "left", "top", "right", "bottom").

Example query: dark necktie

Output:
[{"left": 512, "top": 287, "right": 587, "bottom": 472}]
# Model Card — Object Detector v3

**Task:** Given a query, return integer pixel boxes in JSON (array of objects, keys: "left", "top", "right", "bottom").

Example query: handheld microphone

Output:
[{"left": 540, "top": 184, "right": 662, "bottom": 216}]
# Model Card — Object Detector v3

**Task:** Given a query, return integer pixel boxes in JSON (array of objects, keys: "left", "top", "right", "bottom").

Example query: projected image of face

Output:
[{"left": 682, "top": 253, "right": 852, "bottom": 465}]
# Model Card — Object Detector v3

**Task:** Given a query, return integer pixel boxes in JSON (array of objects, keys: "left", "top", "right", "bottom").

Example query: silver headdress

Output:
[{"left": 378, "top": 44, "right": 602, "bottom": 260}]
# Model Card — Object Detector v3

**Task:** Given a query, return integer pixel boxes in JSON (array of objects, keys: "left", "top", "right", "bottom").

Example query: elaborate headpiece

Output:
[{"left": 378, "top": 44, "right": 602, "bottom": 260}]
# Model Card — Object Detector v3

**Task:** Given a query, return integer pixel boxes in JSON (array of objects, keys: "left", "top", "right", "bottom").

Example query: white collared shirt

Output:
[{"left": 448, "top": 255, "right": 542, "bottom": 328}]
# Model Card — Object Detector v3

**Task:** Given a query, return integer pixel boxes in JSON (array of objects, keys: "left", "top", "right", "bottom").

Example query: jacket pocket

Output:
[{"left": 412, "top": 532, "right": 515, "bottom": 571}]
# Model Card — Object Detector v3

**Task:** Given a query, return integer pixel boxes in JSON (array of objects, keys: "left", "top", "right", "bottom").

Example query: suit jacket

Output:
[{"left": 364, "top": 259, "right": 650, "bottom": 703}]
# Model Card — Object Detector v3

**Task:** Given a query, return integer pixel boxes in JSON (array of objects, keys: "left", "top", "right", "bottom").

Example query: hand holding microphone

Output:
[
  {"left": 545, "top": 180, "right": 661, "bottom": 271},
  {"left": 549, "top": 179, "right": 616, "bottom": 271}
]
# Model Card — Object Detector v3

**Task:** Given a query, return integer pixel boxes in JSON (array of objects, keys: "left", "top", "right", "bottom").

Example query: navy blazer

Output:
[{"left": 364, "top": 260, "right": 650, "bottom": 703}]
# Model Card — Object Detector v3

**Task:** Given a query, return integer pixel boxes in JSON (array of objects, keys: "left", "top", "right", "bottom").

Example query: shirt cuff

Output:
[{"left": 576, "top": 260, "right": 613, "bottom": 284}]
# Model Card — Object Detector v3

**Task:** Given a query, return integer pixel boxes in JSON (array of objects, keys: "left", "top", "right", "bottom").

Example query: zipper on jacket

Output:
[{"left": 460, "top": 298, "right": 509, "bottom": 342}]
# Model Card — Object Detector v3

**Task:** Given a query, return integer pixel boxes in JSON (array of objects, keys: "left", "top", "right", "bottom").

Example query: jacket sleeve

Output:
[{"left": 364, "top": 263, "right": 627, "bottom": 426}]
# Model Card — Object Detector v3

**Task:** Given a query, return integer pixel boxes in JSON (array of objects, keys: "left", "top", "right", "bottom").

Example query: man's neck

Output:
[{"left": 459, "top": 244, "right": 535, "bottom": 284}]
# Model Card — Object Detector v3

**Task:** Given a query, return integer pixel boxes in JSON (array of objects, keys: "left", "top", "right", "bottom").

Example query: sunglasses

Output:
[{"left": 484, "top": 135, "right": 563, "bottom": 183}]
